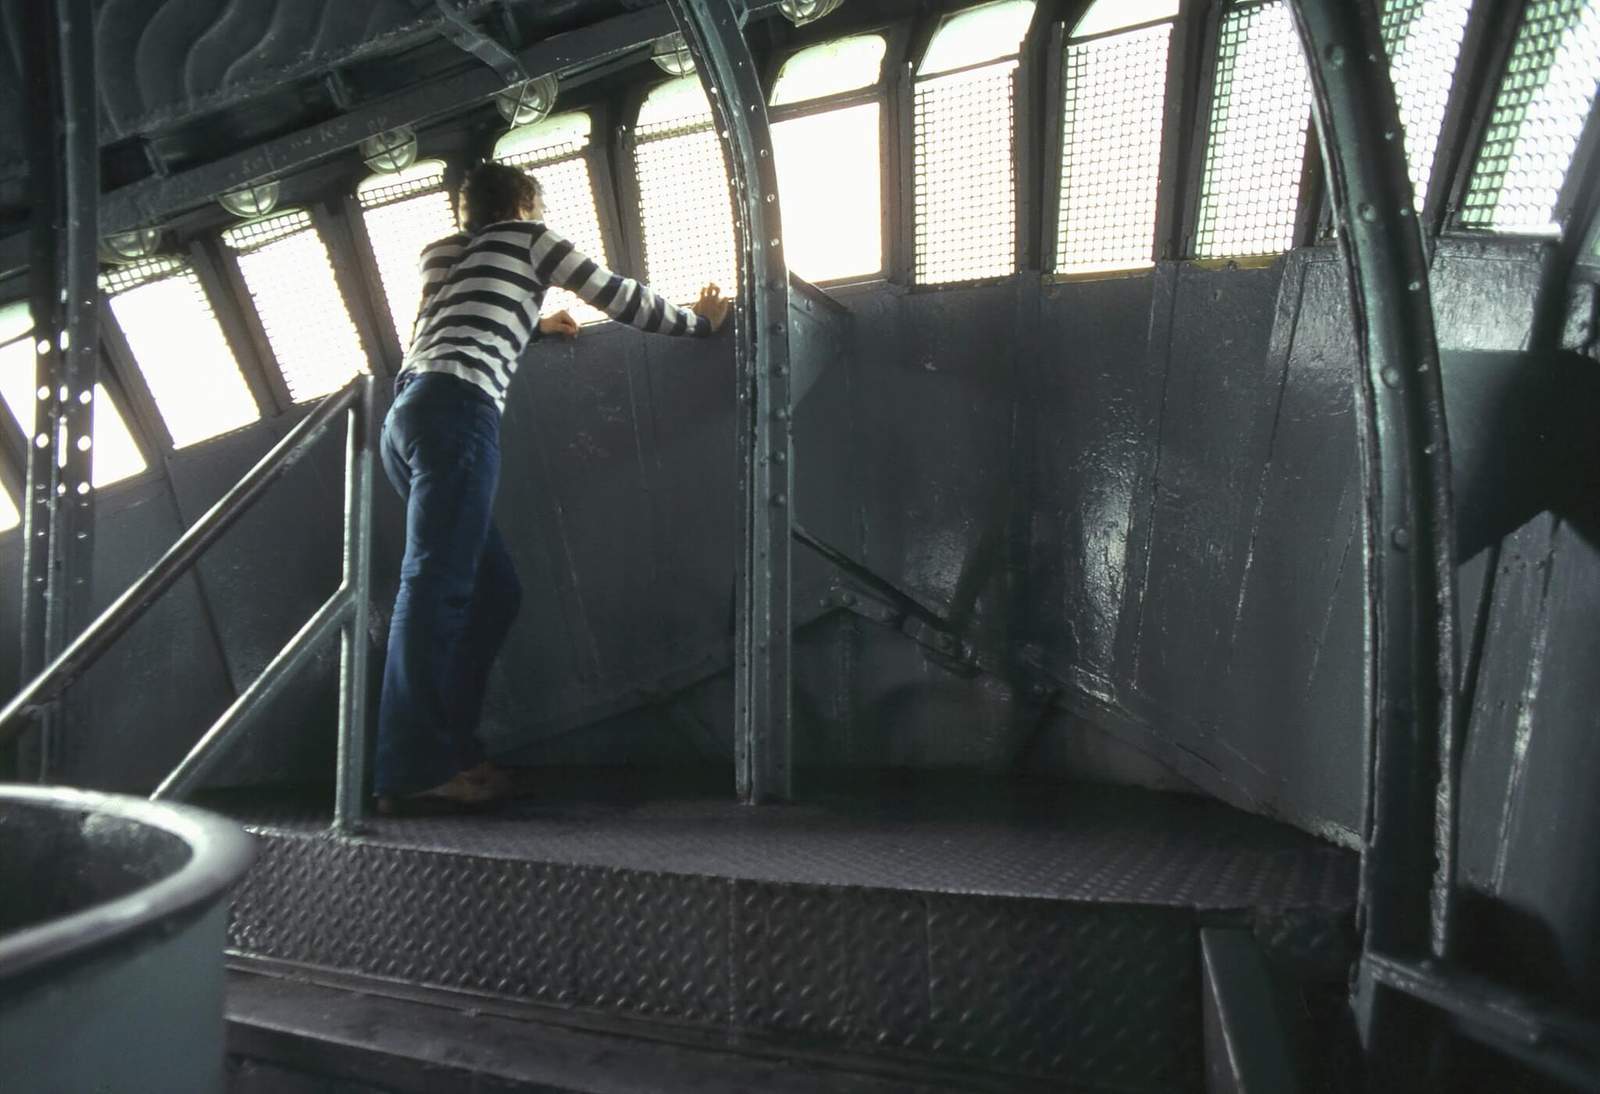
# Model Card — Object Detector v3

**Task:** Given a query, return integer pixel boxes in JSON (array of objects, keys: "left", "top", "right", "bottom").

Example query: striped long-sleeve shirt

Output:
[{"left": 399, "top": 220, "right": 712, "bottom": 410}]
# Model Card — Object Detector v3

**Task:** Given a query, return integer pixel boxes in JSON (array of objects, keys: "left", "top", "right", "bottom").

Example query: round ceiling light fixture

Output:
[
  {"left": 360, "top": 127, "right": 419, "bottom": 173},
  {"left": 494, "top": 75, "right": 559, "bottom": 127},
  {"left": 778, "top": 0, "right": 845, "bottom": 25},
  {"left": 98, "top": 227, "right": 163, "bottom": 264},
  {"left": 218, "top": 180, "right": 281, "bottom": 220},
  {"left": 651, "top": 33, "right": 696, "bottom": 76}
]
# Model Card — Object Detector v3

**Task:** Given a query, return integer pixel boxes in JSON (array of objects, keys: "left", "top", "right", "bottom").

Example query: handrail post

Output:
[{"left": 334, "top": 374, "right": 376, "bottom": 832}]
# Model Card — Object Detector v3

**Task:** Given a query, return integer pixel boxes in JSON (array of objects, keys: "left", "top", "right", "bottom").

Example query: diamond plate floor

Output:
[
  {"left": 208, "top": 770, "right": 1356, "bottom": 911},
  {"left": 209, "top": 772, "right": 1358, "bottom": 1093}
]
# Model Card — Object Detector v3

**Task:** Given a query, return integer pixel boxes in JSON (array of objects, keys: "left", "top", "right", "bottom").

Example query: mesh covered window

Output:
[
  {"left": 1056, "top": 17, "right": 1173, "bottom": 273},
  {"left": 102, "top": 257, "right": 260, "bottom": 448},
  {"left": 222, "top": 210, "right": 367, "bottom": 403},
  {"left": 0, "top": 333, "right": 147, "bottom": 488},
  {"left": 357, "top": 160, "right": 458, "bottom": 346},
  {"left": 1461, "top": 0, "right": 1600, "bottom": 233},
  {"left": 1194, "top": 1, "right": 1313, "bottom": 258},
  {"left": 1379, "top": 0, "right": 1473, "bottom": 212},
  {"left": 1071, "top": 0, "right": 1179, "bottom": 37},
  {"left": 633, "top": 78, "right": 738, "bottom": 305},
  {"left": 771, "top": 34, "right": 887, "bottom": 105},
  {"left": 913, "top": 3, "right": 1036, "bottom": 284},
  {"left": 496, "top": 113, "right": 613, "bottom": 324}
]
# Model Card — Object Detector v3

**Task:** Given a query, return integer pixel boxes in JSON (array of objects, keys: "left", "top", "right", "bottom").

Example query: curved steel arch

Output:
[
  {"left": 1284, "top": 0, "right": 1460, "bottom": 1083},
  {"left": 662, "top": 0, "right": 795, "bottom": 803}
]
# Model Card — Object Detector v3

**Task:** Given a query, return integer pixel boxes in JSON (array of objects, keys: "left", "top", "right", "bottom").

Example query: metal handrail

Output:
[{"left": 0, "top": 373, "right": 376, "bottom": 831}]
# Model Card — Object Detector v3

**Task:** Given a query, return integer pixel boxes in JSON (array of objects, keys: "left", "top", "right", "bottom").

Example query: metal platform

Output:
[{"left": 211, "top": 772, "right": 1358, "bottom": 1093}]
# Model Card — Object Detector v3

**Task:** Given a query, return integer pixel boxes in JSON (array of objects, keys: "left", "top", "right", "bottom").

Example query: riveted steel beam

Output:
[
  {"left": 664, "top": 0, "right": 794, "bottom": 803},
  {"left": 15, "top": 0, "right": 99, "bottom": 781},
  {"left": 1282, "top": 0, "right": 1459, "bottom": 1085}
]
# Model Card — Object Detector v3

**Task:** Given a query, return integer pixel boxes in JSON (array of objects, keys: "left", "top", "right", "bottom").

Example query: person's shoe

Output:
[{"left": 375, "top": 767, "right": 503, "bottom": 817}]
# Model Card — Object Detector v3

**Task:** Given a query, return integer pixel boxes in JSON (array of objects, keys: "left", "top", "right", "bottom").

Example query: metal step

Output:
[{"left": 209, "top": 772, "right": 1357, "bottom": 1093}]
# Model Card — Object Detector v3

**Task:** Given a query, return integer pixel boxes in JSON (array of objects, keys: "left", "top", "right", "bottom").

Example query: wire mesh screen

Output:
[
  {"left": 1461, "top": 0, "right": 1600, "bottom": 233},
  {"left": 357, "top": 163, "right": 447, "bottom": 210},
  {"left": 223, "top": 212, "right": 367, "bottom": 403},
  {"left": 634, "top": 117, "right": 738, "bottom": 305},
  {"left": 103, "top": 257, "right": 261, "bottom": 448},
  {"left": 1379, "top": 0, "right": 1473, "bottom": 212},
  {"left": 1194, "top": 1, "right": 1313, "bottom": 258},
  {"left": 361, "top": 190, "right": 458, "bottom": 345},
  {"left": 501, "top": 142, "right": 614, "bottom": 324},
  {"left": 1057, "top": 22, "right": 1172, "bottom": 272},
  {"left": 914, "top": 60, "right": 1018, "bottom": 283}
]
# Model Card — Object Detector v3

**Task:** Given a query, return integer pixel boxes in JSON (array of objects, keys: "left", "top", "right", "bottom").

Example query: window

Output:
[
  {"left": 1055, "top": 0, "right": 1178, "bottom": 273},
  {"left": 0, "top": 485, "right": 16, "bottom": 533},
  {"left": 0, "top": 319, "right": 147, "bottom": 488},
  {"left": 771, "top": 34, "right": 887, "bottom": 105},
  {"left": 222, "top": 211, "right": 366, "bottom": 403},
  {"left": 633, "top": 78, "right": 738, "bottom": 305},
  {"left": 1379, "top": 0, "right": 1473, "bottom": 212},
  {"left": 1194, "top": 0, "right": 1314, "bottom": 258},
  {"left": 770, "top": 35, "right": 887, "bottom": 283},
  {"left": 914, "top": 0, "right": 1037, "bottom": 283},
  {"left": 1461, "top": 0, "right": 1600, "bottom": 234},
  {"left": 102, "top": 258, "right": 261, "bottom": 448},
  {"left": 357, "top": 160, "right": 458, "bottom": 345},
  {"left": 495, "top": 113, "right": 613, "bottom": 325}
]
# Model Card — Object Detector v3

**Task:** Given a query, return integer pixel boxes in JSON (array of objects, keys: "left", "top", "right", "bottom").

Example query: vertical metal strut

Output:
[
  {"left": 663, "top": 0, "right": 794, "bottom": 803},
  {"left": 18, "top": 0, "right": 99, "bottom": 782},
  {"left": 335, "top": 375, "right": 376, "bottom": 832},
  {"left": 1283, "top": 0, "right": 1459, "bottom": 1084}
]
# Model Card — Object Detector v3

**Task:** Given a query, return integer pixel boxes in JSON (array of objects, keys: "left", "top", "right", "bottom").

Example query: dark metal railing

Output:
[{"left": 0, "top": 373, "right": 376, "bottom": 832}]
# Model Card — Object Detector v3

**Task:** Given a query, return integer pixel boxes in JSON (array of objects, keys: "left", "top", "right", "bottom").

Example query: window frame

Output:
[
  {"left": 1042, "top": 5, "right": 1192, "bottom": 280},
  {"left": 904, "top": 0, "right": 1045, "bottom": 289},
  {"left": 1179, "top": 0, "right": 1322, "bottom": 263},
  {"left": 345, "top": 158, "right": 458, "bottom": 366},
  {"left": 765, "top": 26, "right": 906, "bottom": 287}
]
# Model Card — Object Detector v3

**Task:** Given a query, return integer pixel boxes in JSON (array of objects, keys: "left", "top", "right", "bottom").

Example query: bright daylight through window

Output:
[
  {"left": 0, "top": 484, "right": 16, "bottom": 533},
  {"left": 103, "top": 258, "right": 260, "bottom": 448},
  {"left": 771, "top": 35, "right": 887, "bottom": 283},
  {"left": 1379, "top": 0, "right": 1473, "bottom": 212},
  {"left": 1056, "top": 0, "right": 1178, "bottom": 273},
  {"left": 634, "top": 77, "right": 738, "bottom": 305},
  {"left": 1461, "top": 0, "right": 1600, "bottom": 233},
  {"left": 358, "top": 160, "right": 458, "bottom": 344},
  {"left": 0, "top": 303, "right": 147, "bottom": 489},
  {"left": 223, "top": 210, "right": 367, "bottom": 402},
  {"left": 495, "top": 113, "right": 613, "bottom": 324},
  {"left": 1194, "top": 0, "right": 1313, "bottom": 258},
  {"left": 914, "top": 0, "right": 1037, "bottom": 283}
]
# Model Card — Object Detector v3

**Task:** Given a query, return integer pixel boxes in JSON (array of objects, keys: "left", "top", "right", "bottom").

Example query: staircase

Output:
[{"left": 207, "top": 772, "right": 1358, "bottom": 1092}]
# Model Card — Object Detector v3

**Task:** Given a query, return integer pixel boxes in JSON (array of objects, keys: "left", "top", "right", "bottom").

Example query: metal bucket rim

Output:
[{"left": 0, "top": 785, "right": 255, "bottom": 984}]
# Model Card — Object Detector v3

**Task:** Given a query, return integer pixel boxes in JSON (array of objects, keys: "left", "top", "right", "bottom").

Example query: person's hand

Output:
[
  {"left": 539, "top": 310, "right": 579, "bottom": 339},
  {"left": 693, "top": 283, "right": 731, "bottom": 333}
]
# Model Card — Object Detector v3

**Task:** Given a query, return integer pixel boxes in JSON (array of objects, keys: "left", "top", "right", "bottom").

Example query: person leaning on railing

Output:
[{"left": 375, "top": 161, "right": 731, "bottom": 816}]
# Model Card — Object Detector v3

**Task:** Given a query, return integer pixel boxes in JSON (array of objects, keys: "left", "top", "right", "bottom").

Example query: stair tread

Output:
[{"left": 206, "top": 772, "right": 1355, "bottom": 912}]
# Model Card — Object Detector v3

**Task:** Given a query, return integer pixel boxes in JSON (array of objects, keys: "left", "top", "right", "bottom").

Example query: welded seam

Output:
[
  {"left": 1304, "top": 509, "right": 1355, "bottom": 697},
  {"left": 1227, "top": 262, "right": 1308, "bottom": 658},
  {"left": 1125, "top": 267, "right": 1181, "bottom": 679},
  {"left": 1490, "top": 520, "right": 1560, "bottom": 891}
]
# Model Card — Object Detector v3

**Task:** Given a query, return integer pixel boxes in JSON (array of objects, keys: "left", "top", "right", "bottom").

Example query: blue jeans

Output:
[{"left": 376, "top": 372, "right": 522, "bottom": 796}]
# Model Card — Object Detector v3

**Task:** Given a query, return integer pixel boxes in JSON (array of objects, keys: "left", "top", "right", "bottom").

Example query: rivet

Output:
[
  {"left": 1391, "top": 526, "right": 1411, "bottom": 550},
  {"left": 841, "top": 592, "right": 856, "bottom": 607},
  {"left": 773, "top": 450, "right": 786, "bottom": 464},
  {"left": 772, "top": 492, "right": 787, "bottom": 507},
  {"left": 1324, "top": 44, "right": 1345, "bottom": 67},
  {"left": 770, "top": 322, "right": 786, "bottom": 335},
  {"left": 774, "top": 407, "right": 790, "bottom": 422},
  {"left": 1358, "top": 203, "right": 1378, "bottom": 222},
  {"left": 1381, "top": 366, "right": 1403, "bottom": 388},
  {"left": 772, "top": 363, "right": 788, "bottom": 376},
  {"left": 1407, "top": 279, "right": 1423, "bottom": 292}
]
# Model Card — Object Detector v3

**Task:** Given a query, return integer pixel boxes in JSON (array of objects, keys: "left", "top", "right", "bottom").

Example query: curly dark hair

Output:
[{"left": 459, "top": 162, "right": 542, "bottom": 232}]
